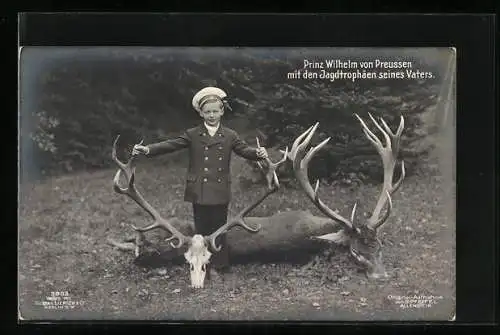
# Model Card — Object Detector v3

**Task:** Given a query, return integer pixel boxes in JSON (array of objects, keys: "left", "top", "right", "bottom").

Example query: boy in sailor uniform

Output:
[{"left": 132, "top": 87, "right": 268, "bottom": 276}]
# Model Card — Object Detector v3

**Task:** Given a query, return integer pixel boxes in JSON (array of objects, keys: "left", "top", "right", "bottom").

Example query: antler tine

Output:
[
  {"left": 354, "top": 114, "right": 384, "bottom": 152},
  {"left": 289, "top": 123, "right": 317, "bottom": 162},
  {"left": 270, "top": 146, "right": 289, "bottom": 187},
  {"left": 396, "top": 115, "right": 405, "bottom": 136},
  {"left": 368, "top": 112, "right": 392, "bottom": 149},
  {"left": 255, "top": 137, "right": 264, "bottom": 171},
  {"left": 370, "top": 159, "right": 404, "bottom": 231},
  {"left": 206, "top": 184, "right": 279, "bottom": 252},
  {"left": 112, "top": 135, "right": 137, "bottom": 194},
  {"left": 353, "top": 114, "right": 406, "bottom": 230},
  {"left": 278, "top": 146, "right": 289, "bottom": 164},
  {"left": 291, "top": 123, "right": 354, "bottom": 230},
  {"left": 112, "top": 135, "right": 190, "bottom": 249},
  {"left": 256, "top": 137, "right": 289, "bottom": 189},
  {"left": 392, "top": 160, "right": 406, "bottom": 193},
  {"left": 112, "top": 135, "right": 128, "bottom": 169},
  {"left": 350, "top": 202, "right": 358, "bottom": 223},
  {"left": 379, "top": 115, "right": 404, "bottom": 155},
  {"left": 381, "top": 114, "right": 405, "bottom": 138},
  {"left": 372, "top": 190, "right": 393, "bottom": 230}
]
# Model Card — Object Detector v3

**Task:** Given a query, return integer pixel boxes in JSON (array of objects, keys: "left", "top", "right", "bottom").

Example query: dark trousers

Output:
[{"left": 192, "top": 203, "right": 230, "bottom": 270}]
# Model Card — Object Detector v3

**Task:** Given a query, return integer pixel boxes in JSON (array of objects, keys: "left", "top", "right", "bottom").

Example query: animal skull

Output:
[{"left": 183, "top": 235, "right": 212, "bottom": 288}]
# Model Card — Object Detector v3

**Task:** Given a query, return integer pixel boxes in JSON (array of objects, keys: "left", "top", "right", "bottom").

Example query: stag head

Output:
[
  {"left": 109, "top": 136, "right": 286, "bottom": 288},
  {"left": 289, "top": 114, "right": 405, "bottom": 279}
]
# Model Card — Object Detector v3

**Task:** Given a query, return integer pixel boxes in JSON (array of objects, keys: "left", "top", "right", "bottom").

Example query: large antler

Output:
[
  {"left": 290, "top": 123, "right": 355, "bottom": 230},
  {"left": 354, "top": 113, "right": 405, "bottom": 230},
  {"left": 255, "top": 137, "right": 289, "bottom": 189},
  {"left": 206, "top": 179, "right": 281, "bottom": 252},
  {"left": 112, "top": 135, "right": 191, "bottom": 248}
]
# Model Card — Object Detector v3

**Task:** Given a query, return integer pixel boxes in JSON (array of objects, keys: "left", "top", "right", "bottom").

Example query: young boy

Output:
[{"left": 132, "top": 87, "right": 268, "bottom": 276}]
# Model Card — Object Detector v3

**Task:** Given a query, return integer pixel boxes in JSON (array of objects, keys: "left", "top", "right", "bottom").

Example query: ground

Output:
[{"left": 18, "top": 154, "right": 455, "bottom": 321}]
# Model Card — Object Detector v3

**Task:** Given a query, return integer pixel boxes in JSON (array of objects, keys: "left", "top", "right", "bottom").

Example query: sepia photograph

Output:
[{"left": 18, "top": 47, "right": 456, "bottom": 321}]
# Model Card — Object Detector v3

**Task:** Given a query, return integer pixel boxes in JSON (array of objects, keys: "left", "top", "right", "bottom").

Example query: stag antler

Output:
[
  {"left": 354, "top": 113, "right": 405, "bottom": 230},
  {"left": 111, "top": 135, "right": 191, "bottom": 249},
  {"left": 290, "top": 115, "right": 405, "bottom": 233},
  {"left": 289, "top": 122, "right": 355, "bottom": 230},
  {"left": 255, "top": 137, "right": 289, "bottom": 189},
  {"left": 206, "top": 179, "right": 281, "bottom": 252}
]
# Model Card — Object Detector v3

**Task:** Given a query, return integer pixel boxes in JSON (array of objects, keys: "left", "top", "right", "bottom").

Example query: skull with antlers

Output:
[
  {"left": 289, "top": 114, "right": 405, "bottom": 279},
  {"left": 108, "top": 135, "right": 287, "bottom": 288}
]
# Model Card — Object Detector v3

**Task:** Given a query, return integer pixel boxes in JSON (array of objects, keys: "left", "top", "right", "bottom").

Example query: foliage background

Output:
[{"left": 20, "top": 47, "right": 454, "bottom": 185}]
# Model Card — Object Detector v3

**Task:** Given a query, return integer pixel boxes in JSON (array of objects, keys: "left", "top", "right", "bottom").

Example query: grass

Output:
[{"left": 18, "top": 153, "right": 455, "bottom": 321}]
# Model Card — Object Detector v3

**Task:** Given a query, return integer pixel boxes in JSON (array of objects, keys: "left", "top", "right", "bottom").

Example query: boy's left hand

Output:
[{"left": 256, "top": 147, "right": 268, "bottom": 159}]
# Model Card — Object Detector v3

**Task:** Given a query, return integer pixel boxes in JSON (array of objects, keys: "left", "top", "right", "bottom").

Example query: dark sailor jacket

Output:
[{"left": 146, "top": 124, "right": 260, "bottom": 205}]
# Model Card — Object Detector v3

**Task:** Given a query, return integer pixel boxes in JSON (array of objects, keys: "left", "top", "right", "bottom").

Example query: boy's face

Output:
[{"left": 199, "top": 101, "right": 224, "bottom": 126}]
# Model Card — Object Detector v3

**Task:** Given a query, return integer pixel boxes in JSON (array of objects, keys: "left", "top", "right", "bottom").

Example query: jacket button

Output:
[
  {"left": 204, "top": 167, "right": 208, "bottom": 171},
  {"left": 217, "top": 178, "right": 221, "bottom": 182},
  {"left": 204, "top": 156, "right": 208, "bottom": 161},
  {"left": 218, "top": 157, "right": 222, "bottom": 160},
  {"left": 203, "top": 178, "right": 207, "bottom": 182},
  {"left": 205, "top": 146, "right": 209, "bottom": 151},
  {"left": 218, "top": 168, "right": 222, "bottom": 172},
  {"left": 218, "top": 146, "right": 223, "bottom": 150}
]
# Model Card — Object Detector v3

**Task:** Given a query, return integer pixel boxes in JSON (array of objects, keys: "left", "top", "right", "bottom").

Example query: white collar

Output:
[
  {"left": 204, "top": 122, "right": 220, "bottom": 136},
  {"left": 204, "top": 122, "right": 220, "bottom": 131}
]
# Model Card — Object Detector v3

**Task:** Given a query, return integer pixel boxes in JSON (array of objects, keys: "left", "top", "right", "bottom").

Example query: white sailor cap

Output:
[{"left": 192, "top": 87, "right": 228, "bottom": 112}]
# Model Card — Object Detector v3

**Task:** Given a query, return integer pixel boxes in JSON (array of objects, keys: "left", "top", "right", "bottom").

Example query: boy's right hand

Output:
[{"left": 132, "top": 143, "right": 150, "bottom": 156}]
